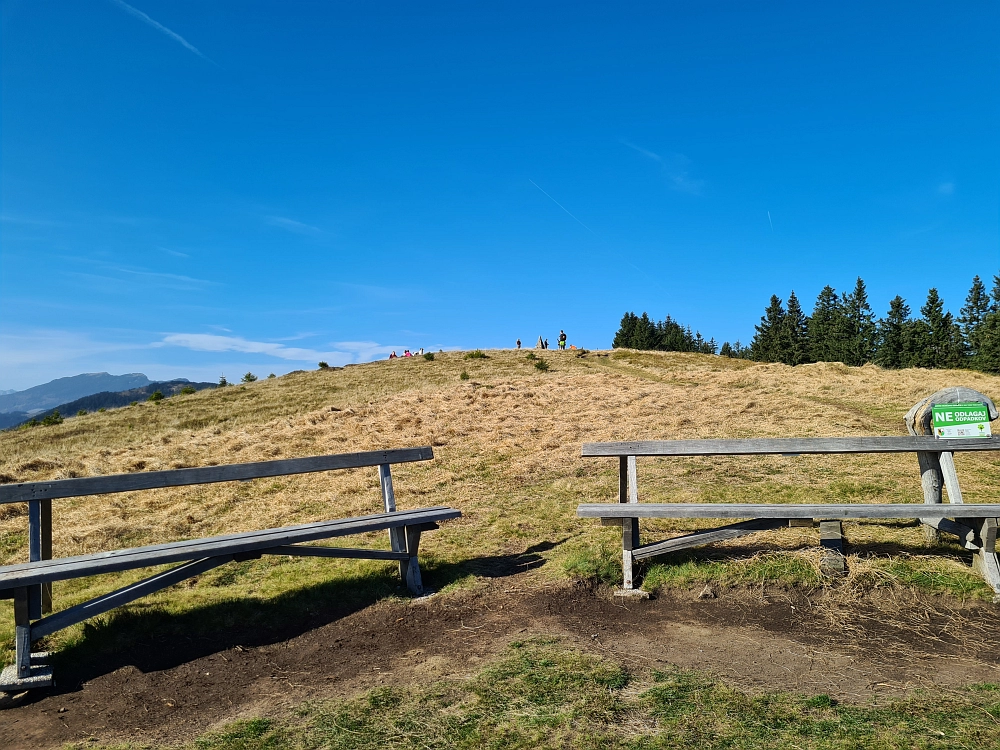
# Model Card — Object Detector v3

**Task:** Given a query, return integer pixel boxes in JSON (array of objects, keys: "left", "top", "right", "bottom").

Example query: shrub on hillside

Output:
[
  {"left": 218, "top": 375, "right": 229, "bottom": 387},
  {"left": 465, "top": 350, "right": 488, "bottom": 359},
  {"left": 318, "top": 361, "right": 329, "bottom": 369},
  {"left": 242, "top": 372, "right": 258, "bottom": 383},
  {"left": 534, "top": 358, "right": 550, "bottom": 372},
  {"left": 423, "top": 352, "right": 435, "bottom": 361},
  {"left": 180, "top": 385, "right": 196, "bottom": 395},
  {"left": 147, "top": 391, "right": 164, "bottom": 402},
  {"left": 41, "top": 410, "right": 63, "bottom": 426},
  {"left": 267, "top": 373, "right": 276, "bottom": 379},
  {"left": 525, "top": 352, "right": 537, "bottom": 360},
  {"left": 77, "top": 409, "right": 87, "bottom": 417},
  {"left": 460, "top": 370, "right": 470, "bottom": 380}
]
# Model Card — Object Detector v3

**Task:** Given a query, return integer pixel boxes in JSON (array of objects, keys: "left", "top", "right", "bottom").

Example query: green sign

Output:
[{"left": 931, "top": 402, "right": 992, "bottom": 438}]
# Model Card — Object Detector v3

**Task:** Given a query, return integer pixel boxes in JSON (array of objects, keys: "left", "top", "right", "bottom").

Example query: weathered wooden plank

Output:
[
  {"left": 916, "top": 451, "right": 944, "bottom": 544},
  {"left": 0, "top": 447, "right": 435, "bottom": 505},
  {"left": 578, "top": 503, "right": 1000, "bottom": 520},
  {"left": 403, "top": 526, "right": 423, "bottom": 595},
  {"left": 631, "top": 518, "right": 786, "bottom": 560},
  {"left": 261, "top": 545, "right": 410, "bottom": 561},
  {"left": 938, "top": 451, "right": 965, "bottom": 504},
  {"left": 581, "top": 437, "right": 1000, "bottom": 457},
  {"left": 30, "top": 556, "right": 233, "bottom": 640},
  {"left": 380, "top": 463, "right": 406, "bottom": 580},
  {"left": 40, "top": 498, "right": 52, "bottom": 615},
  {"left": 13, "top": 588, "right": 30, "bottom": 679},
  {"left": 0, "top": 507, "right": 460, "bottom": 588}
]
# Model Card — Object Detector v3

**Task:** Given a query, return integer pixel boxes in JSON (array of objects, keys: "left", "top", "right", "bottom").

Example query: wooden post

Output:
[
  {"left": 13, "top": 587, "right": 31, "bottom": 679},
  {"left": 41, "top": 498, "right": 52, "bottom": 614},
  {"left": 938, "top": 452, "right": 964, "bottom": 504},
  {"left": 971, "top": 518, "right": 1000, "bottom": 596},
  {"left": 619, "top": 456, "right": 639, "bottom": 589},
  {"left": 379, "top": 464, "right": 406, "bottom": 581},
  {"left": 27, "top": 500, "right": 43, "bottom": 620},
  {"left": 403, "top": 526, "right": 424, "bottom": 595}
]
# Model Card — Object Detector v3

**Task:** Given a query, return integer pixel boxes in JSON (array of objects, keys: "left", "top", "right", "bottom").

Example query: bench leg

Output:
[
  {"left": 403, "top": 526, "right": 424, "bottom": 596},
  {"left": 819, "top": 520, "right": 846, "bottom": 577},
  {"left": 972, "top": 519, "right": 1000, "bottom": 596},
  {"left": 916, "top": 451, "right": 943, "bottom": 544},
  {"left": 14, "top": 587, "right": 32, "bottom": 679},
  {"left": 379, "top": 463, "right": 407, "bottom": 581}
]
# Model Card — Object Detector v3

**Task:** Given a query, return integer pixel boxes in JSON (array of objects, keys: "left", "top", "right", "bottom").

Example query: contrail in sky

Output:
[
  {"left": 767, "top": 211, "right": 774, "bottom": 232},
  {"left": 529, "top": 179, "right": 598, "bottom": 236},
  {"left": 109, "top": 0, "right": 214, "bottom": 64}
]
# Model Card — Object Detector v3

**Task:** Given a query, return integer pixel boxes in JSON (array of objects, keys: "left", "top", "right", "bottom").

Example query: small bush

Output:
[
  {"left": 318, "top": 361, "right": 329, "bottom": 369},
  {"left": 423, "top": 352, "right": 435, "bottom": 361},
  {"left": 41, "top": 410, "right": 63, "bottom": 426},
  {"left": 534, "top": 358, "right": 550, "bottom": 372},
  {"left": 465, "top": 350, "right": 488, "bottom": 359},
  {"left": 25, "top": 418, "right": 39, "bottom": 428},
  {"left": 77, "top": 409, "right": 87, "bottom": 416},
  {"left": 98, "top": 407, "right": 106, "bottom": 413},
  {"left": 147, "top": 391, "right": 164, "bottom": 402},
  {"left": 525, "top": 352, "right": 537, "bottom": 360},
  {"left": 242, "top": 372, "right": 258, "bottom": 383},
  {"left": 180, "top": 385, "right": 196, "bottom": 395},
  {"left": 460, "top": 370, "right": 470, "bottom": 380},
  {"left": 267, "top": 373, "right": 276, "bottom": 379},
  {"left": 130, "top": 401, "right": 138, "bottom": 406}
]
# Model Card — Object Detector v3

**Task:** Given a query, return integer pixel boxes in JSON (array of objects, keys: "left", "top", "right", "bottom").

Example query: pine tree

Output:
[
  {"left": 976, "top": 311, "right": 1000, "bottom": 373},
  {"left": 959, "top": 276, "right": 991, "bottom": 357},
  {"left": 808, "top": 286, "right": 843, "bottom": 362},
  {"left": 840, "top": 277, "right": 876, "bottom": 366},
  {"left": 920, "top": 288, "right": 965, "bottom": 368},
  {"left": 720, "top": 341, "right": 734, "bottom": 357},
  {"left": 875, "top": 296, "right": 910, "bottom": 369},
  {"left": 990, "top": 273, "right": 1000, "bottom": 313},
  {"left": 633, "top": 312, "right": 658, "bottom": 350},
  {"left": 751, "top": 295, "right": 786, "bottom": 363},
  {"left": 782, "top": 291, "right": 810, "bottom": 365},
  {"left": 612, "top": 312, "right": 639, "bottom": 348}
]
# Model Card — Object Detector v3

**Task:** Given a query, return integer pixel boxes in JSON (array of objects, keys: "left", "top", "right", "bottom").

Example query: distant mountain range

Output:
[
  {"left": 0, "top": 379, "right": 217, "bottom": 430},
  {"left": 0, "top": 373, "right": 152, "bottom": 414}
]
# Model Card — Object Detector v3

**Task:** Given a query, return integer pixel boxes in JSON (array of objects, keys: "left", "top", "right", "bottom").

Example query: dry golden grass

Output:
[{"left": 1, "top": 350, "right": 999, "bottom": 663}]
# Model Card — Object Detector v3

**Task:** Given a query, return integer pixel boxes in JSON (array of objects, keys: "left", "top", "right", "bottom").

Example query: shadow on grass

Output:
[{"left": 10, "top": 540, "right": 567, "bottom": 703}]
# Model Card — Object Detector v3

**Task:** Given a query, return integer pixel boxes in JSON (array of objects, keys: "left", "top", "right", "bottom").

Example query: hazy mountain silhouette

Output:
[{"left": 0, "top": 373, "right": 151, "bottom": 414}]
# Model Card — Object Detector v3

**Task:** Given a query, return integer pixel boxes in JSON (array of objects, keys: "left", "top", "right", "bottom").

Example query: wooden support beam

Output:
[
  {"left": 916, "top": 451, "right": 944, "bottom": 544},
  {"left": 261, "top": 545, "right": 410, "bottom": 560},
  {"left": 618, "top": 456, "right": 639, "bottom": 590},
  {"left": 632, "top": 518, "right": 786, "bottom": 560},
  {"left": 30, "top": 556, "right": 232, "bottom": 640},
  {"left": 380, "top": 463, "right": 406, "bottom": 580},
  {"left": 578, "top": 503, "right": 1000, "bottom": 520},
  {"left": 40, "top": 498, "right": 52, "bottom": 615},
  {"left": 921, "top": 517, "right": 978, "bottom": 550},
  {"left": 938, "top": 451, "right": 965, "bottom": 504},
  {"left": 13, "top": 587, "right": 31, "bottom": 679}
]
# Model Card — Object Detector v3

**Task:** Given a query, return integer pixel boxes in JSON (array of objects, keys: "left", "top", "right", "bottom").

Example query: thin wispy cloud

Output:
[
  {"left": 266, "top": 215, "right": 323, "bottom": 236},
  {"left": 528, "top": 179, "right": 598, "bottom": 236},
  {"left": 621, "top": 139, "right": 705, "bottom": 195},
  {"left": 109, "top": 0, "right": 215, "bottom": 64},
  {"left": 160, "top": 333, "right": 351, "bottom": 364}
]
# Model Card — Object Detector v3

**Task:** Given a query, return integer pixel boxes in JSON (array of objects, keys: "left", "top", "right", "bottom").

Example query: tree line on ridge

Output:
[{"left": 612, "top": 273, "right": 1000, "bottom": 373}]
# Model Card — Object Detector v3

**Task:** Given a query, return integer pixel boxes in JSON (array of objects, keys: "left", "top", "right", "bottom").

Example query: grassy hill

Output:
[{"left": 2, "top": 350, "right": 999, "bottom": 746}]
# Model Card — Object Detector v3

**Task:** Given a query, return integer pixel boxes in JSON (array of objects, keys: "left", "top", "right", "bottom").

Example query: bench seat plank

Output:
[
  {"left": 0, "top": 507, "right": 459, "bottom": 589},
  {"left": 582, "top": 437, "right": 1000, "bottom": 457},
  {"left": 578, "top": 503, "right": 1000, "bottom": 520}
]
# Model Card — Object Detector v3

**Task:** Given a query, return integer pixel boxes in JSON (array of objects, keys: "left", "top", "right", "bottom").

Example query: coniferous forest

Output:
[{"left": 612, "top": 273, "right": 1000, "bottom": 374}]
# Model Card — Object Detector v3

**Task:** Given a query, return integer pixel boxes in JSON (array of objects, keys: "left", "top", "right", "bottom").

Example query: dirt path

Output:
[{"left": 2, "top": 579, "right": 999, "bottom": 749}]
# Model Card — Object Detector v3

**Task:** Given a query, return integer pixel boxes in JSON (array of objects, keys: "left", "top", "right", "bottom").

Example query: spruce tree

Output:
[
  {"left": 920, "top": 288, "right": 965, "bottom": 368},
  {"left": 751, "top": 295, "right": 786, "bottom": 363},
  {"left": 808, "top": 286, "right": 843, "bottom": 363},
  {"left": 612, "top": 312, "right": 639, "bottom": 348},
  {"left": 991, "top": 273, "right": 1000, "bottom": 313},
  {"left": 782, "top": 291, "right": 810, "bottom": 365},
  {"left": 875, "top": 296, "right": 910, "bottom": 369},
  {"left": 840, "top": 277, "right": 876, "bottom": 366},
  {"left": 976, "top": 311, "right": 1000, "bottom": 373},
  {"left": 633, "top": 312, "right": 659, "bottom": 350},
  {"left": 959, "top": 276, "right": 991, "bottom": 357}
]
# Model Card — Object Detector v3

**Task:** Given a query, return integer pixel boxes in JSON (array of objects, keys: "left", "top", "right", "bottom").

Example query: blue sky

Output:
[{"left": 1, "top": 1, "right": 998, "bottom": 390}]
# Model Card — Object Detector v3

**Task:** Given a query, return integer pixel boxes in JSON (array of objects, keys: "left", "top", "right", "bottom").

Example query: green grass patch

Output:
[
  {"left": 464, "top": 349, "right": 488, "bottom": 359},
  {"left": 642, "top": 552, "right": 822, "bottom": 591},
  {"left": 562, "top": 541, "right": 621, "bottom": 585},
  {"left": 135, "top": 640, "right": 1000, "bottom": 749}
]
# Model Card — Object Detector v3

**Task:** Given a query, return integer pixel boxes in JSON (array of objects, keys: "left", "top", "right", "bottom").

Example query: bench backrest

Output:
[
  {"left": 581, "top": 436, "right": 1000, "bottom": 457},
  {"left": 0, "top": 447, "right": 433, "bottom": 504}
]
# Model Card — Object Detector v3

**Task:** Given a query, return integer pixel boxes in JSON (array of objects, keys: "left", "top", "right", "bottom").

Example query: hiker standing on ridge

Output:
[
  {"left": 558, "top": 330, "right": 567, "bottom": 350},
  {"left": 516, "top": 339, "right": 521, "bottom": 349}
]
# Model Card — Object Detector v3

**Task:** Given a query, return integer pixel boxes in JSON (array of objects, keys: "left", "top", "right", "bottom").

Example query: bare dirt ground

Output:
[{"left": 2, "top": 577, "right": 998, "bottom": 749}]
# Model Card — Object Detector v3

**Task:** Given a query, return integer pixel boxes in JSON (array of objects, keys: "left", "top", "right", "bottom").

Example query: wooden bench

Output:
[
  {"left": 0, "top": 447, "right": 459, "bottom": 691},
  {"left": 578, "top": 433, "right": 1000, "bottom": 595}
]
